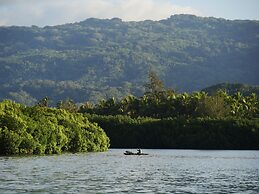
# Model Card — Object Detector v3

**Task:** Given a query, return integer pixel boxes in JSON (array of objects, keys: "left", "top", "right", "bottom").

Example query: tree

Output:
[
  {"left": 37, "top": 97, "right": 49, "bottom": 107},
  {"left": 145, "top": 70, "right": 165, "bottom": 94},
  {"left": 79, "top": 102, "right": 94, "bottom": 114},
  {"left": 57, "top": 98, "right": 78, "bottom": 113},
  {"left": 195, "top": 93, "right": 231, "bottom": 117}
]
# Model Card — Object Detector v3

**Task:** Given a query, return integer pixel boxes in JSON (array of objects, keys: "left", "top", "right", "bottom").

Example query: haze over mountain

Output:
[{"left": 0, "top": 14, "right": 258, "bottom": 105}]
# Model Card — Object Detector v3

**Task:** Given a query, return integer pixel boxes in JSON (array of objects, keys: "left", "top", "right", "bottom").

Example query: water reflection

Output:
[{"left": 0, "top": 149, "right": 259, "bottom": 193}]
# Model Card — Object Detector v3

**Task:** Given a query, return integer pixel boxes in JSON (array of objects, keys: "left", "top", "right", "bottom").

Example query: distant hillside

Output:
[
  {"left": 0, "top": 14, "right": 259, "bottom": 105},
  {"left": 202, "top": 83, "right": 259, "bottom": 96}
]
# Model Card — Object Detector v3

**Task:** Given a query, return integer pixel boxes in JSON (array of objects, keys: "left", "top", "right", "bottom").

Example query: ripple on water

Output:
[{"left": 0, "top": 150, "right": 259, "bottom": 193}]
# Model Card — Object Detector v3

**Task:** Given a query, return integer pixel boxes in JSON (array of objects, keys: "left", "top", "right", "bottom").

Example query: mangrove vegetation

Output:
[
  {"left": 0, "top": 100, "right": 109, "bottom": 155},
  {"left": 79, "top": 72, "right": 259, "bottom": 149},
  {"left": 1, "top": 70, "right": 259, "bottom": 154}
]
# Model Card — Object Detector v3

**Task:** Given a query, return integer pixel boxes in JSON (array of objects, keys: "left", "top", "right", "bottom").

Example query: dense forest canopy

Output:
[
  {"left": 81, "top": 76, "right": 259, "bottom": 149},
  {"left": 0, "top": 100, "right": 110, "bottom": 155},
  {"left": 0, "top": 14, "right": 259, "bottom": 105},
  {"left": 0, "top": 72, "right": 258, "bottom": 154},
  {"left": 1, "top": 86, "right": 258, "bottom": 153}
]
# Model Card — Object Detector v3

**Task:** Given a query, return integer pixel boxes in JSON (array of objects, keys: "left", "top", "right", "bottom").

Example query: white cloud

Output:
[{"left": 0, "top": 0, "right": 202, "bottom": 26}]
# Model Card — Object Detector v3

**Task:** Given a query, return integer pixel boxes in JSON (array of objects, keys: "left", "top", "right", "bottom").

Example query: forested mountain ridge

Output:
[{"left": 0, "top": 14, "right": 259, "bottom": 105}]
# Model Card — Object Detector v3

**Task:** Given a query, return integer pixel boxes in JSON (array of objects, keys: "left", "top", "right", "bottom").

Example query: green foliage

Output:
[
  {"left": 86, "top": 114, "right": 259, "bottom": 149},
  {"left": 145, "top": 70, "right": 165, "bottom": 94},
  {"left": 57, "top": 98, "right": 78, "bottom": 113},
  {"left": 0, "top": 100, "right": 109, "bottom": 155},
  {"left": 80, "top": 91, "right": 259, "bottom": 119},
  {"left": 37, "top": 97, "right": 50, "bottom": 107},
  {"left": 0, "top": 15, "right": 259, "bottom": 104},
  {"left": 0, "top": 14, "right": 258, "bottom": 151},
  {"left": 195, "top": 92, "right": 231, "bottom": 117},
  {"left": 82, "top": 88, "right": 258, "bottom": 149}
]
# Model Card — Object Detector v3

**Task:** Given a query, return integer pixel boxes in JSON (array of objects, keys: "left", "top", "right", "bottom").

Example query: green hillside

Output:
[{"left": 0, "top": 14, "right": 258, "bottom": 105}]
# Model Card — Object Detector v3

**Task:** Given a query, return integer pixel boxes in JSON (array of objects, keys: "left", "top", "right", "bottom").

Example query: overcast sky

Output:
[{"left": 0, "top": 0, "right": 259, "bottom": 26}]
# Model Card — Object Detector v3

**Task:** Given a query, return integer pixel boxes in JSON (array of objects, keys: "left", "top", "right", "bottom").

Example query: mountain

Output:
[
  {"left": 0, "top": 14, "right": 258, "bottom": 105},
  {"left": 202, "top": 83, "right": 259, "bottom": 96}
]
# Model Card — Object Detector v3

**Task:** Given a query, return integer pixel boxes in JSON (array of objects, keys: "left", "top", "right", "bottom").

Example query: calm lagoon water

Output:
[{"left": 0, "top": 149, "right": 259, "bottom": 193}]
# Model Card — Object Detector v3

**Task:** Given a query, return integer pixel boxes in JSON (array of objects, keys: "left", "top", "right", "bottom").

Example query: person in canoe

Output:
[{"left": 124, "top": 148, "right": 148, "bottom": 155}]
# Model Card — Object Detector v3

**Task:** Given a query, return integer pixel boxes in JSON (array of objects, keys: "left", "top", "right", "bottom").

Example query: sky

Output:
[{"left": 0, "top": 0, "right": 259, "bottom": 26}]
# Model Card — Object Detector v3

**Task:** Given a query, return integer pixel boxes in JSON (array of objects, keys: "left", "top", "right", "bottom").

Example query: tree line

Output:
[
  {"left": 31, "top": 72, "right": 257, "bottom": 150},
  {"left": 79, "top": 72, "right": 258, "bottom": 149},
  {"left": 78, "top": 71, "right": 258, "bottom": 119},
  {"left": 85, "top": 114, "right": 259, "bottom": 149},
  {"left": 1, "top": 72, "right": 258, "bottom": 153}
]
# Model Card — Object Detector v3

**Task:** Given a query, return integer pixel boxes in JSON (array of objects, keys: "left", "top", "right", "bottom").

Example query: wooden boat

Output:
[{"left": 124, "top": 150, "right": 148, "bottom": 155}]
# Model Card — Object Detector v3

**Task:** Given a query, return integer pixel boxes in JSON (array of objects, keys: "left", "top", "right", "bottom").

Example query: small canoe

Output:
[{"left": 124, "top": 151, "right": 148, "bottom": 155}]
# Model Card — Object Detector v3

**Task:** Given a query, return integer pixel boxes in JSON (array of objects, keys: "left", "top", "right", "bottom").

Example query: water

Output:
[{"left": 0, "top": 149, "right": 259, "bottom": 193}]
